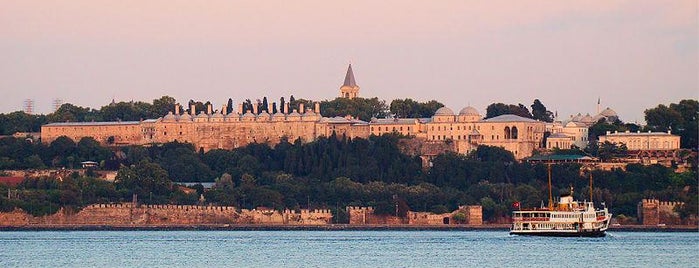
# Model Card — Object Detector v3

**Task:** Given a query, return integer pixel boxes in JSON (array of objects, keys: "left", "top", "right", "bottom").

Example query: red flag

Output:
[{"left": 513, "top": 202, "right": 520, "bottom": 209}]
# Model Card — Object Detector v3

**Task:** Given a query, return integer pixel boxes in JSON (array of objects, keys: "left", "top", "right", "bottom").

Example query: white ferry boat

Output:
[{"left": 510, "top": 165, "right": 612, "bottom": 237}]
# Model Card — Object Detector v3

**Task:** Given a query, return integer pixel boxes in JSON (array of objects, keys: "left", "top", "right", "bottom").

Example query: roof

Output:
[
  {"left": 370, "top": 118, "right": 417, "bottom": 125},
  {"left": 0, "top": 177, "right": 24, "bottom": 187},
  {"left": 459, "top": 106, "right": 479, "bottom": 116},
  {"left": 482, "top": 114, "right": 538, "bottom": 123},
  {"left": 599, "top": 107, "right": 618, "bottom": 117},
  {"left": 177, "top": 182, "right": 216, "bottom": 189},
  {"left": 604, "top": 131, "right": 676, "bottom": 137},
  {"left": 548, "top": 133, "right": 571, "bottom": 138},
  {"left": 434, "top": 107, "right": 454, "bottom": 116},
  {"left": 321, "top": 116, "right": 368, "bottom": 125},
  {"left": 44, "top": 121, "right": 141, "bottom": 127},
  {"left": 342, "top": 64, "right": 358, "bottom": 87},
  {"left": 527, "top": 154, "right": 598, "bottom": 162}
]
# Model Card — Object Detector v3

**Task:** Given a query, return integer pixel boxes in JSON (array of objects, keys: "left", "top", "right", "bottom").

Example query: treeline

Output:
[
  {"left": 1, "top": 134, "right": 696, "bottom": 223},
  {"left": 0, "top": 95, "right": 444, "bottom": 135}
]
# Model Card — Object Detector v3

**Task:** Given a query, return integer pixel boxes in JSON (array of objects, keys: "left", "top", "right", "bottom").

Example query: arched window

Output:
[
  {"left": 511, "top": 126, "right": 518, "bottom": 139},
  {"left": 504, "top": 127, "right": 511, "bottom": 139}
]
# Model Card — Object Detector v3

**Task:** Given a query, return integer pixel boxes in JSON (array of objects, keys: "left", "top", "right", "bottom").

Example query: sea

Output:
[{"left": 0, "top": 230, "right": 697, "bottom": 268}]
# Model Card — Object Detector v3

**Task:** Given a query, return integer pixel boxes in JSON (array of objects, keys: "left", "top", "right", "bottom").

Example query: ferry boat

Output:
[{"left": 510, "top": 165, "right": 612, "bottom": 237}]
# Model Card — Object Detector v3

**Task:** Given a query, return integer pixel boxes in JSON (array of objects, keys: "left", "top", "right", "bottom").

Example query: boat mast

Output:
[
  {"left": 547, "top": 163, "right": 553, "bottom": 211},
  {"left": 589, "top": 169, "right": 593, "bottom": 203}
]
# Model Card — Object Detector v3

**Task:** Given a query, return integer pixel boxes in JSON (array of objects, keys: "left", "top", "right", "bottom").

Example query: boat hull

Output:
[{"left": 509, "top": 230, "right": 606, "bottom": 237}]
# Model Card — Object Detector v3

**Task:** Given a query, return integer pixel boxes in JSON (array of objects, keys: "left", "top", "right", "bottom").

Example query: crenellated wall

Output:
[
  {"left": 348, "top": 205, "right": 483, "bottom": 225},
  {"left": 0, "top": 203, "right": 333, "bottom": 226},
  {"left": 637, "top": 199, "right": 683, "bottom": 225}
]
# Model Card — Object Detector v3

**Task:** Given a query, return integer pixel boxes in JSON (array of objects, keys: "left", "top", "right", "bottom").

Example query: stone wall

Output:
[
  {"left": 0, "top": 203, "right": 333, "bottom": 226},
  {"left": 637, "top": 199, "right": 683, "bottom": 225},
  {"left": 349, "top": 205, "right": 483, "bottom": 225}
]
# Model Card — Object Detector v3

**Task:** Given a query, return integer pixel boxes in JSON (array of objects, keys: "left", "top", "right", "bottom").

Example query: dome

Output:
[
  {"left": 458, "top": 106, "right": 479, "bottom": 116},
  {"left": 163, "top": 112, "right": 176, "bottom": 122},
  {"left": 580, "top": 114, "right": 595, "bottom": 123},
  {"left": 571, "top": 113, "right": 583, "bottom": 122},
  {"left": 434, "top": 107, "right": 454, "bottom": 116},
  {"left": 179, "top": 113, "right": 192, "bottom": 121},
  {"left": 599, "top": 107, "right": 617, "bottom": 117}
]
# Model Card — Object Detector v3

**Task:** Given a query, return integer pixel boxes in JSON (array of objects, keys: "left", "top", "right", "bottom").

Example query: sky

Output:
[{"left": 0, "top": 1, "right": 696, "bottom": 123}]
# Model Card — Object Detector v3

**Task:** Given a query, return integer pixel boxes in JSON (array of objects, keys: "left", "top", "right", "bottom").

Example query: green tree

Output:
[
  {"left": 389, "top": 99, "right": 444, "bottom": 118},
  {"left": 151, "top": 96, "right": 177, "bottom": 118},
  {"left": 320, "top": 97, "right": 388, "bottom": 121},
  {"left": 115, "top": 160, "right": 172, "bottom": 200},
  {"left": 485, "top": 103, "right": 533, "bottom": 119},
  {"left": 530, "top": 99, "right": 553, "bottom": 122},
  {"left": 645, "top": 100, "right": 698, "bottom": 149}
]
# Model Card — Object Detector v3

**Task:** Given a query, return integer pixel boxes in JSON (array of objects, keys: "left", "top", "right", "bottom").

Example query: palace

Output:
[{"left": 41, "top": 64, "right": 549, "bottom": 160}]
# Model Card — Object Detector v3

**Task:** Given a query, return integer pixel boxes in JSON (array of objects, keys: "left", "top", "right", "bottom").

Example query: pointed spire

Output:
[{"left": 343, "top": 64, "right": 357, "bottom": 88}]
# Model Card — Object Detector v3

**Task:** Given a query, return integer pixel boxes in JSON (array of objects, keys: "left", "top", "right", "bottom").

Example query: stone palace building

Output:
[{"left": 41, "top": 65, "right": 549, "bottom": 160}]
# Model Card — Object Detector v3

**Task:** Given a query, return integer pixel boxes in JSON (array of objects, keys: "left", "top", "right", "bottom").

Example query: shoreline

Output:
[{"left": 0, "top": 224, "right": 696, "bottom": 232}]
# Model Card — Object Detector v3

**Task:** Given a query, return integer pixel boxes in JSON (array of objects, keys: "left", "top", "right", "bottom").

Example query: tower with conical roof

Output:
[{"left": 339, "top": 64, "right": 360, "bottom": 99}]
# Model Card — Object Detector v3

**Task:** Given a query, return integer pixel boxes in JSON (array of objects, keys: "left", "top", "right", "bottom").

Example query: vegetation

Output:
[
  {"left": 0, "top": 98, "right": 696, "bottom": 224},
  {"left": 484, "top": 99, "right": 554, "bottom": 121},
  {"left": 1, "top": 133, "right": 695, "bottom": 223}
]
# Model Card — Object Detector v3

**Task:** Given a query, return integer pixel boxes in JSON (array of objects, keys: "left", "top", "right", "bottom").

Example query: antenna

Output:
[
  {"left": 547, "top": 163, "right": 553, "bottom": 211},
  {"left": 23, "top": 99, "right": 34, "bottom": 114},
  {"left": 52, "top": 98, "right": 63, "bottom": 112}
]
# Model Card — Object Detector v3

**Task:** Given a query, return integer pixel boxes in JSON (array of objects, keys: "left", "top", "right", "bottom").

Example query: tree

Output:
[
  {"left": 115, "top": 160, "right": 172, "bottom": 200},
  {"left": 262, "top": 97, "right": 269, "bottom": 113},
  {"left": 485, "top": 103, "right": 533, "bottom": 119},
  {"left": 597, "top": 141, "right": 628, "bottom": 161},
  {"left": 389, "top": 99, "right": 444, "bottom": 118},
  {"left": 320, "top": 97, "right": 388, "bottom": 121},
  {"left": 645, "top": 100, "right": 698, "bottom": 149},
  {"left": 151, "top": 96, "right": 177, "bottom": 118},
  {"left": 531, "top": 99, "right": 553, "bottom": 122},
  {"left": 48, "top": 103, "right": 100, "bottom": 123},
  {"left": 226, "top": 98, "right": 234, "bottom": 114}
]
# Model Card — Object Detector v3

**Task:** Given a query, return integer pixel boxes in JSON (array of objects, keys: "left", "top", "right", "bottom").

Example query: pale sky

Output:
[{"left": 1, "top": 1, "right": 696, "bottom": 123}]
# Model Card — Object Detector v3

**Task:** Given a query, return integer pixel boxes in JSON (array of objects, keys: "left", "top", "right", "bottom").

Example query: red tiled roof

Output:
[{"left": 0, "top": 177, "right": 24, "bottom": 187}]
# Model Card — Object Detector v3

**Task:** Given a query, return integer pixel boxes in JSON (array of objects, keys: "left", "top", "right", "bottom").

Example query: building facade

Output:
[
  {"left": 41, "top": 66, "right": 549, "bottom": 160},
  {"left": 598, "top": 130, "right": 680, "bottom": 151}
]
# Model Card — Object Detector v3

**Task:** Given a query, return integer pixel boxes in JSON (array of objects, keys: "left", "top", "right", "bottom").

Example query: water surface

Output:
[{"left": 0, "top": 231, "right": 696, "bottom": 267}]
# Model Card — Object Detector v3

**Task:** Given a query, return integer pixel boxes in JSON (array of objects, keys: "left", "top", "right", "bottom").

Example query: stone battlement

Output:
[
  {"left": 640, "top": 199, "right": 683, "bottom": 207},
  {"left": 638, "top": 198, "right": 684, "bottom": 225},
  {"left": 0, "top": 203, "right": 333, "bottom": 226}
]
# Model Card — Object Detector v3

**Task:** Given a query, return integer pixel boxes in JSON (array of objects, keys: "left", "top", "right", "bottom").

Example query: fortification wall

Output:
[
  {"left": 637, "top": 199, "right": 683, "bottom": 225},
  {"left": 0, "top": 204, "right": 332, "bottom": 226},
  {"left": 349, "top": 205, "right": 483, "bottom": 225}
]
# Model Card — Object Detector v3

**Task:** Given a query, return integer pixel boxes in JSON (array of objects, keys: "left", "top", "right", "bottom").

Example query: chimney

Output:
[
  {"left": 299, "top": 103, "right": 305, "bottom": 114},
  {"left": 207, "top": 103, "right": 213, "bottom": 115},
  {"left": 190, "top": 104, "right": 196, "bottom": 116},
  {"left": 253, "top": 104, "right": 258, "bottom": 115},
  {"left": 222, "top": 104, "right": 227, "bottom": 115},
  {"left": 606, "top": 131, "right": 610, "bottom": 135},
  {"left": 285, "top": 103, "right": 289, "bottom": 114},
  {"left": 175, "top": 104, "right": 180, "bottom": 115},
  {"left": 314, "top": 102, "right": 320, "bottom": 114},
  {"left": 238, "top": 103, "right": 243, "bottom": 114}
]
